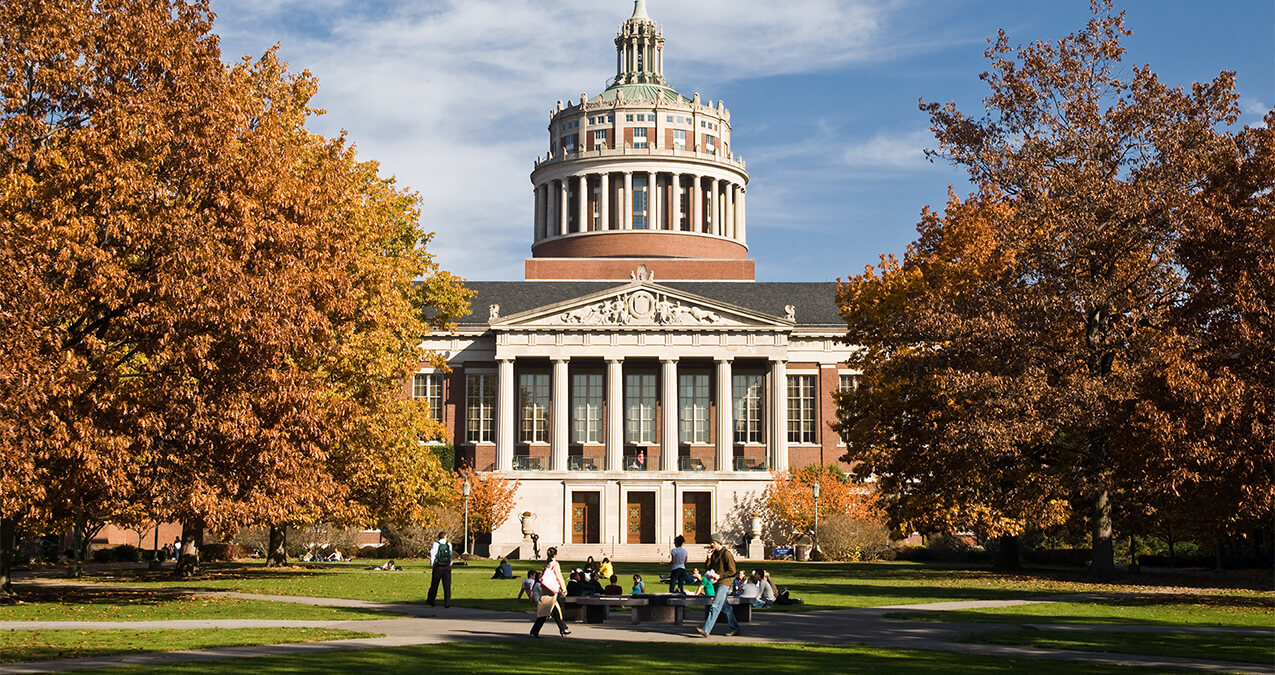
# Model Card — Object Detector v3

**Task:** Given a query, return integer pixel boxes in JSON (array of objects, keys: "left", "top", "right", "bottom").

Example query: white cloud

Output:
[
  {"left": 1241, "top": 97, "right": 1271, "bottom": 117},
  {"left": 207, "top": 0, "right": 920, "bottom": 279},
  {"left": 841, "top": 129, "right": 934, "bottom": 170}
]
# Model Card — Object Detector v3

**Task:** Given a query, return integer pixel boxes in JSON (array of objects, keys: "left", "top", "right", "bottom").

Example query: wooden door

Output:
[
  {"left": 626, "top": 492, "right": 655, "bottom": 544},
  {"left": 572, "top": 491, "right": 600, "bottom": 544},
  {"left": 681, "top": 492, "right": 711, "bottom": 544}
]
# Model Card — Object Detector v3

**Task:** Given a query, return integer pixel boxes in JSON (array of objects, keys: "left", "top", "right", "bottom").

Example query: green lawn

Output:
[
  {"left": 959, "top": 629, "right": 1275, "bottom": 666},
  {"left": 885, "top": 594, "right": 1274, "bottom": 628},
  {"left": 0, "top": 585, "right": 398, "bottom": 622},
  {"left": 80, "top": 558, "right": 1274, "bottom": 615},
  {"left": 0, "top": 627, "right": 381, "bottom": 664},
  {"left": 78, "top": 641, "right": 1182, "bottom": 674}
]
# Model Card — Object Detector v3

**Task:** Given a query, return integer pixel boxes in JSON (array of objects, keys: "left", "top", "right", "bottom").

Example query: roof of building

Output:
[
  {"left": 456, "top": 281, "right": 843, "bottom": 327},
  {"left": 590, "top": 83, "right": 690, "bottom": 105}
]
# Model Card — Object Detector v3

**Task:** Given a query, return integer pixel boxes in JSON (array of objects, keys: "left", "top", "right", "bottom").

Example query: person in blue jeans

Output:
[
  {"left": 695, "top": 533, "right": 741, "bottom": 637},
  {"left": 667, "top": 535, "right": 691, "bottom": 592}
]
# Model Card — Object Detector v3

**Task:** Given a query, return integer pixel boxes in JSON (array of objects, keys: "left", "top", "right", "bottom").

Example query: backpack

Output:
[{"left": 436, "top": 541, "right": 452, "bottom": 566}]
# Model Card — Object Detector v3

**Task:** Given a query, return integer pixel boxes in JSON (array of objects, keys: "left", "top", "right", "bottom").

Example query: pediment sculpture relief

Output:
[{"left": 555, "top": 290, "right": 723, "bottom": 326}]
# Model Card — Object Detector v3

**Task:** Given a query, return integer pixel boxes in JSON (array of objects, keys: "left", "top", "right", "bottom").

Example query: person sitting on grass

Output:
[
  {"left": 756, "top": 568, "right": 778, "bottom": 607},
  {"left": 631, "top": 574, "right": 646, "bottom": 594},
  {"left": 325, "top": 549, "right": 344, "bottom": 562},
  {"left": 694, "top": 569, "right": 718, "bottom": 597},
  {"left": 737, "top": 570, "right": 762, "bottom": 604},
  {"left": 603, "top": 574, "right": 623, "bottom": 595},
  {"left": 598, "top": 557, "right": 614, "bottom": 580},
  {"left": 518, "top": 570, "right": 539, "bottom": 601},
  {"left": 492, "top": 558, "right": 514, "bottom": 579},
  {"left": 730, "top": 570, "right": 747, "bottom": 595}
]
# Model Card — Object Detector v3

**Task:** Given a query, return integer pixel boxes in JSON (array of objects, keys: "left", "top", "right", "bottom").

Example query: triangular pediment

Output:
[{"left": 492, "top": 280, "right": 792, "bottom": 330}]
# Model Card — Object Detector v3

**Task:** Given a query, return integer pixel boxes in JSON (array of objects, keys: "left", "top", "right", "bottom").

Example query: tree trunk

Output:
[
  {"left": 70, "top": 515, "right": 85, "bottom": 579},
  {"left": 1090, "top": 488, "right": 1115, "bottom": 581},
  {"left": 992, "top": 533, "right": 1020, "bottom": 571},
  {"left": 0, "top": 517, "right": 15, "bottom": 596},
  {"left": 266, "top": 524, "right": 287, "bottom": 567},
  {"left": 174, "top": 521, "right": 202, "bottom": 577}
]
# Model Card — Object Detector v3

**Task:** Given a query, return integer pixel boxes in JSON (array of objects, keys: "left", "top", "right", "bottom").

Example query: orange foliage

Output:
[
  {"left": 453, "top": 468, "right": 520, "bottom": 536},
  {"left": 766, "top": 465, "right": 879, "bottom": 536}
]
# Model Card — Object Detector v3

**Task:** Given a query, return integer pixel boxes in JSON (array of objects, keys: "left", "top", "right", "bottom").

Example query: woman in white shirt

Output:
[{"left": 530, "top": 547, "right": 571, "bottom": 638}]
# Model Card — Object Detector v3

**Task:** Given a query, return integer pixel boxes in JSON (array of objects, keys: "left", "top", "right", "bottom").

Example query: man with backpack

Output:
[{"left": 427, "top": 531, "right": 453, "bottom": 608}]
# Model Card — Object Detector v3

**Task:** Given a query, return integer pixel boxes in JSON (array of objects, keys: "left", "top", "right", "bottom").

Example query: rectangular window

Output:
[
  {"left": 466, "top": 374, "right": 495, "bottom": 444},
  {"left": 519, "top": 373, "right": 550, "bottom": 443},
  {"left": 679, "top": 373, "right": 710, "bottom": 444},
  {"left": 633, "top": 127, "right": 648, "bottom": 149},
  {"left": 572, "top": 373, "right": 603, "bottom": 444},
  {"left": 839, "top": 374, "right": 859, "bottom": 392},
  {"left": 626, "top": 114, "right": 634, "bottom": 122},
  {"left": 666, "top": 115, "right": 673, "bottom": 123},
  {"left": 787, "top": 375, "right": 816, "bottom": 444},
  {"left": 633, "top": 174, "right": 648, "bottom": 229},
  {"left": 413, "top": 373, "right": 443, "bottom": 420},
  {"left": 673, "top": 129, "right": 686, "bottom": 151},
  {"left": 705, "top": 135, "right": 716, "bottom": 153},
  {"left": 625, "top": 373, "right": 656, "bottom": 444},
  {"left": 733, "top": 373, "right": 764, "bottom": 444},
  {"left": 563, "top": 134, "right": 577, "bottom": 154},
  {"left": 593, "top": 129, "right": 607, "bottom": 150}
]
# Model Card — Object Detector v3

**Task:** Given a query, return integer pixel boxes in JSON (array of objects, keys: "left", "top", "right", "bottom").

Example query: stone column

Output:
[
  {"left": 691, "top": 175, "right": 702, "bottom": 233},
  {"left": 710, "top": 178, "right": 720, "bottom": 235},
  {"left": 715, "top": 358, "right": 733, "bottom": 472},
  {"left": 607, "top": 359, "right": 624, "bottom": 471},
  {"left": 737, "top": 188, "right": 746, "bottom": 244},
  {"left": 661, "top": 359, "right": 678, "bottom": 471},
  {"left": 623, "top": 172, "right": 634, "bottom": 230},
  {"left": 726, "top": 183, "right": 735, "bottom": 239},
  {"left": 558, "top": 179, "right": 568, "bottom": 236},
  {"left": 576, "top": 175, "right": 588, "bottom": 232},
  {"left": 770, "top": 360, "right": 788, "bottom": 472},
  {"left": 497, "top": 358, "right": 514, "bottom": 472},
  {"left": 647, "top": 171, "right": 658, "bottom": 230},
  {"left": 599, "top": 173, "right": 610, "bottom": 231},
  {"left": 533, "top": 185, "right": 542, "bottom": 240},
  {"left": 552, "top": 358, "right": 569, "bottom": 471},
  {"left": 671, "top": 174, "right": 682, "bottom": 231}
]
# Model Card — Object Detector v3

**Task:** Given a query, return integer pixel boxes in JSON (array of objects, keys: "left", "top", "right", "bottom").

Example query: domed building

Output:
[{"left": 416, "top": 1, "right": 857, "bottom": 561}]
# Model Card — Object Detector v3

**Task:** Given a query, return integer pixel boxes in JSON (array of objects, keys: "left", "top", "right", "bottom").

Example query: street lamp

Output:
[
  {"left": 812, "top": 481, "right": 821, "bottom": 560},
  {"left": 462, "top": 479, "right": 472, "bottom": 555}
]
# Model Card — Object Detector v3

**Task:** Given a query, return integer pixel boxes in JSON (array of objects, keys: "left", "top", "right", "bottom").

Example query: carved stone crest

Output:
[{"left": 557, "top": 292, "right": 722, "bottom": 326}]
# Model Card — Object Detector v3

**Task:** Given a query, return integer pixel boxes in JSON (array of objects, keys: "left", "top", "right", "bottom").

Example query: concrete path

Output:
[{"left": 2, "top": 582, "right": 1271, "bottom": 674}]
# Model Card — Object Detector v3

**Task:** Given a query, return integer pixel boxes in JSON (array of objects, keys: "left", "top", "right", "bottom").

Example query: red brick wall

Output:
[
  {"left": 526, "top": 257, "right": 754, "bottom": 281},
  {"left": 531, "top": 230, "right": 748, "bottom": 260}
]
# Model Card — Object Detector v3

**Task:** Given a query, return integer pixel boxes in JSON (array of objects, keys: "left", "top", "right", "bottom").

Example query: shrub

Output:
[
  {"left": 1022, "top": 547, "right": 1090, "bottom": 567},
  {"left": 893, "top": 535, "right": 990, "bottom": 563},
  {"left": 201, "top": 543, "right": 239, "bottom": 562},
  {"left": 817, "top": 514, "right": 891, "bottom": 561},
  {"left": 91, "top": 544, "right": 141, "bottom": 563}
]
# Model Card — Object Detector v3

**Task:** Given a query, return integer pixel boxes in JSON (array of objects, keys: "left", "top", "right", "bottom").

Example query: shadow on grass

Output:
[
  {"left": 958, "top": 629, "right": 1275, "bottom": 665},
  {"left": 84, "top": 640, "right": 1174, "bottom": 675}
]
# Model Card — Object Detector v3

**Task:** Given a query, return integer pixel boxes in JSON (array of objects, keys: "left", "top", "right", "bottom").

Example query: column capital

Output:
[
  {"left": 660, "top": 357, "right": 679, "bottom": 364},
  {"left": 714, "top": 356, "right": 734, "bottom": 363},
  {"left": 552, "top": 357, "right": 569, "bottom": 364},
  {"left": 606, "top": 357, "right": 623, "bottom": 364}
]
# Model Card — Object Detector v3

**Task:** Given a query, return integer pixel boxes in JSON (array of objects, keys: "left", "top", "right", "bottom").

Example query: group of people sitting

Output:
[{"left": 517, "top": 555, "right": 652, "bottom": 601}]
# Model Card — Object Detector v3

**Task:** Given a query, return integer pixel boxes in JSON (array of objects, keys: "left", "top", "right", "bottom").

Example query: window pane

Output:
[{"left": 466, "top": 374, "right": 495, "bottom": 444}]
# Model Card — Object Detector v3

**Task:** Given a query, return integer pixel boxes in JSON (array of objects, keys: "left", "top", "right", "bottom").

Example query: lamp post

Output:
[
  {"left": 812, "top": 481, "right": 821, "bottom": 560},
  {"left": 462, "top": 479, "right": 472, "bottom": 555}
]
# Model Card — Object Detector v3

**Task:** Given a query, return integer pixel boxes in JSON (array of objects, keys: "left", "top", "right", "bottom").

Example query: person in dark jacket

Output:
[{"left": 695, "top": 533, "right": 741, "bottom": 637}]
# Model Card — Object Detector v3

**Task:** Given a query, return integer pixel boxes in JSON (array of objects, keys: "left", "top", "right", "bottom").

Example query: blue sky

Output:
[{"left": 208, "top": 0, "right": 1273, "bottom": 283}]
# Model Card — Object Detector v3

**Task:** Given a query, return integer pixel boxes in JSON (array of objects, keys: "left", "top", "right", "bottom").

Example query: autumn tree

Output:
[
  {"left": 766, "top": 465, "right": 879, "bottom": 550},
  {"left": 0, "top": 0, "right": 471, "bottom": 584},
  {"left": 453, "top": 468, "right": 519, "bottom": 552},
  {"left": 838, "top": 0, "right": 1247, "bottom": 579}
]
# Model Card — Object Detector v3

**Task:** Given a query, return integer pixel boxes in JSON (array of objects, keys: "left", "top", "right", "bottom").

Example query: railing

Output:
[
  {"left": 568, "top": 456, "right": 601, "bottom": 472},
  {"left": 513, "top": 455, "right": 546, "bottom": 471},
  {"left": 733, "top": 458, "right": 768, "bottom": 471},
  {"left": 622, "top": 455, "right": 650, "bottom": 471},
  {"left": 678, "top": 456, "right": 712, "bottom": 472}
]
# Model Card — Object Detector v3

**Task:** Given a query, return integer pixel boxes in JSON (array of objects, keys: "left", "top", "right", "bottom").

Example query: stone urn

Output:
[
  {"left": 520, "top": 511, "right": 537, "bottom": 536},
  {"left": 749, "top": 514, "right": 763, "bottom": 538}
]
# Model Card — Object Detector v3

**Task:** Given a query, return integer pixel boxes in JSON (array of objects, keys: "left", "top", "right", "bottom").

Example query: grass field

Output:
[
  {"left": 78, "top": 558, "right": 1272, "bottom": 615},
  {"left": 0, "top": 585, "right": 398, "bottom": 622},
  {"left": 886, "top": 594, "right": 1274, "bottom": 628},
  {"left": 77, "top": 641, "right": 1184, "bottom": 675},
  {"left": 0, "top": 627, "right": 381, "bottom": 663},
  {"left": 959, "top": 629, "right": 1275, "bottom": 665}
]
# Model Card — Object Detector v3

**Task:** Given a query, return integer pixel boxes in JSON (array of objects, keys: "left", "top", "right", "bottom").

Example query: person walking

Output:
[
  {"left": 530, "top": 546, "right": 570, "bottom": 638},
  {"left": 695, "top": 533, "right": 741, "bottom": 637},
  {"left": 668, "top": 535, "right": 690, "bottom": 593},
  {"left": 426, "top": 531, "right": 453, "bottom": 608}
]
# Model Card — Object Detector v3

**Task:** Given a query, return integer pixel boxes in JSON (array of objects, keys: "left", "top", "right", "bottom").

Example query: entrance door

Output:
[
  {"left": 681, "top": 492, "right": 711, "bottom": 544},
  {"left": 626, "top": 492, "right": 656, "bottom": 544},
  {"left": 571, "top": 491, "right": 600, "bottom": 544}
]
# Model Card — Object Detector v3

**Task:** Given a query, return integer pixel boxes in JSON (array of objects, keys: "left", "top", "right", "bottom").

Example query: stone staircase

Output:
[{"left": 551, "top": 543, "right": 669, "bottom": 563}]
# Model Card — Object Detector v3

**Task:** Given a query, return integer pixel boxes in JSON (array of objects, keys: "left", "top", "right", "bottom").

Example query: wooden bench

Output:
[
  {"left": 664, "top": 594, "right": 752, "bottom": 625},
  {"left": 560, "top": 595, "right": 649, "bottom": 624}
]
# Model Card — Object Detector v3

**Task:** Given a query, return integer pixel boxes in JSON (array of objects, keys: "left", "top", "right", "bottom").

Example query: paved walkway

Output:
[{"left": 2, "top": 582, "right": 1271, "bottom": 674}]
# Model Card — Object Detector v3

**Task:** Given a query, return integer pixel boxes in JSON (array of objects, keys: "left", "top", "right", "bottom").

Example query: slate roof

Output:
[{"left": 457, "top": 281, "right": 843, "bottom": 327}]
